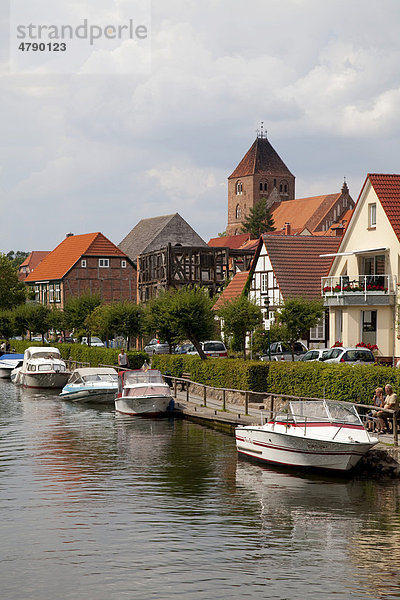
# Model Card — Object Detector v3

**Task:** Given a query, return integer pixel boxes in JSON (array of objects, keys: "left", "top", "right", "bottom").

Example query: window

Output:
[
  {"left": 368, "top": 203, "right": 376, "bottom": 228},
  {"left": 55, "top": 283, "right": 61, "bottom": 303},
  {"left": 236, "top": 181, "right": 243, "bottom": 195},
  {"left": 362, "top": 310, "right": 377, "bottom": 346},
  {"left": 81, "top": 259, "right": 87, "bottom": 268},
  {"left": 235, "top": 204, "right": 241, "bottom": 220},
  {"left": 121, "top": 260, "right": 127, "bottom": 268},
  {"left": 99, "top": 258, "right": 109, "bottom": 268},
  {"left": 49, "top": 284, "right": 54, "bottom": 303},
  {"left": 261, "top": 273, "right": 268, "bottom": 293},
  {"left": 259, "top": 181, "right": 268, "bottom": 194},
  {"left": 34, "top": 286, "right": 40, "bottom": 302},
  {"left": 310, "top": 316, "right": 325, "bottom": 341}
]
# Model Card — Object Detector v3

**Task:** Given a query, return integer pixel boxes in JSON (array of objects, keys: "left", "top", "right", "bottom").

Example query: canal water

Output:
[{"left": 1, "top": 379, "right": 400, "bottom": 600}]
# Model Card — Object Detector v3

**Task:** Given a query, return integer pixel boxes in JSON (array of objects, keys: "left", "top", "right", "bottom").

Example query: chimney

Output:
[
  {"left": 66, "top": 232, "right": 74, "bottom": 238},
  {"left": 284, "top": 222, "right": 291, "bottom": 236}
]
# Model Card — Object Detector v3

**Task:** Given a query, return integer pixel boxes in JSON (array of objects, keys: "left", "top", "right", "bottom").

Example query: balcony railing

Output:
[{"left": 322, "top": 274, "right": 397, "bottom": 300}]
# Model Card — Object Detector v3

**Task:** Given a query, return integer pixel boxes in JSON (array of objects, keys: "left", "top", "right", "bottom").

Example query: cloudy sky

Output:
[{"left": 1, "top": 0, "right": 400, "bottom": 253}]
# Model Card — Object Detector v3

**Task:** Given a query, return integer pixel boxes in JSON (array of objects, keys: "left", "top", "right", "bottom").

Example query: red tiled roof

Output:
[
  {"left": 25, "top": 232, "right": 128, "bottom": 282},
  {"left": 271, "top": 193, "right": 341, "bottom": 233},
  {"left": 19, "top": 251, "right": 50, "bottom": 269},
  {"left": 261, "top": 235, "right": 341, "bottom": 299},
  {"left": 213, "top": 271, "right": 250, "bottom": 310},
  {"left": 368, "top": 174, "right": 400, "bottom": 240},
  {"left": 228, "top": 137, "right": 293, "bottom": 179},
  {"left": 208, "top": 233, "right": 250, "bottom": 249}
]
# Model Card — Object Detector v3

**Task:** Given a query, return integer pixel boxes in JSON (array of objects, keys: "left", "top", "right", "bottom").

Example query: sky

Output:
[{"left": 1, "top": 0, "right": 400, "bottom": 253}]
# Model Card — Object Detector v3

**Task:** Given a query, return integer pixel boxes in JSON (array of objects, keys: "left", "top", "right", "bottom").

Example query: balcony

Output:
[{"left": 322, "top": 275, "right": 397, "bottom": 307}]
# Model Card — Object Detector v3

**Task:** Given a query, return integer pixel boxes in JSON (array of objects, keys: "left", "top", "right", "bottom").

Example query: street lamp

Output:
[{"left": 263, "top": 297, "right": 271, "bottom": 361}]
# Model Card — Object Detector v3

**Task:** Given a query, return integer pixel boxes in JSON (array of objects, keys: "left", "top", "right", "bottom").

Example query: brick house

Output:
[
  {"left": 24, "top": 232, "right": 136, "bottom": 308},
  {"left": 18, "top": 251, "right": 50, "bottom": 281}
]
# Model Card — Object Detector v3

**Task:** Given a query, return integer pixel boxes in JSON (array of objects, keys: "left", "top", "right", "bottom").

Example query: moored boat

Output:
[
  {"left": 235, "top": 400, "right": 379, "bottom": 472},
  {"left": 115, "top": 369, "right": 173, "bottom": 416},
  {"left": 60, "top": 367, "right": 118, "bottom": 403},
  {"left": 0, "top": 354, "right": 24, "bottom": 379},
  {"left": 13, "top": 346, "right": 70, "bottom": 389}
]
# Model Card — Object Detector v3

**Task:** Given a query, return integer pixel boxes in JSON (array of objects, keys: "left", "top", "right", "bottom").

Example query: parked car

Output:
[
  {"left": 187, "top": 341, "right": 228, "bottom": 358},
  {"left": 31, "top": 335, "right": 48, "bottom": 343},
  {"left": 300, "top": 348, "right": 331, "bottom": 362},
  {"left": 81, "top": 336, "right": 105, "bottom": 347},
  {"left": 174, "top": 343, "right": 194, "bottom": 354},
  {"left": 144, "top": 339, "right": 170, "bottom": 355},
  {"left": 322, "top": 347, "right": 376, "bottom": 365},
  {"left": 260, "top": 341, "right": 308, "bottom": 361}
]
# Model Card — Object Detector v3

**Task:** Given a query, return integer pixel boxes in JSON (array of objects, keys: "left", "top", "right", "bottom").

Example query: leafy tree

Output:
[
  {"left": 63, "top": 293, "right": 102, "bottom": 336},
  {"left": 48, "top": 307, "right": 69, "bottom": 341},
  {"left": 241, "top": 198, "right": 275, "bottom": 239},
  {"left": 276, "top": 297, "right": 324, "bottom": 360},
  {"left": 144, "top": 290, "right": 181, "bottom": 353},
  {"left": 87, "top": 302, "right": 143, "bottom": 350},
  {"left": 0, "top": 253, "right": 27, "bottom": 309},
  {"left": 6, "top": 251, "right": 29, "bottom": 268},
  {"left": 170, "top": 287, "right": 216, "bottom": 359},
  {"left": 0, "top": 311, "right": 14, "bottom": 340},
  {"left": 217, "top": 296, "right": 262, "bottom": 359},
  {"left": 24, "top": 304, "right": 51, "bottom": 341}
]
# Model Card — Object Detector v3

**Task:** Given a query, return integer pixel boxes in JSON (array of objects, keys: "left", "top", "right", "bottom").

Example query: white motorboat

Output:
[
  {"left": 60, "top": 367, "right": 118, "bottom": 403},
  {"left": 235, "top": 400, "right": 379, "bottom": 472},
  {"left": 0, "top": 354, "right": 24, "bottom": 379},
  {"left": 115, "top": 369, "right": 174, "bottom": 416},
  {"left": 13, "top": 346, "right": 70, "bottom": 389}
]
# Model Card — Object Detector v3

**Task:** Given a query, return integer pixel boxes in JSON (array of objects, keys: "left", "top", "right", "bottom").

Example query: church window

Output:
[
  {"left": 235, "top": 204, "right": 241, "bottom": 220},
  {"left": 260, "top": 181, "right": 268, "bottom": 194},
  {"left": 236, "top": 181, "right": 243, "bottom": 195}
]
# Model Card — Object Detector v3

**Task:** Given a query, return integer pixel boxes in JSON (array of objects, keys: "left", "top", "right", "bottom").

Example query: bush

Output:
[{"left": 151, "top": 354, "right": 400, "bottom": 403}]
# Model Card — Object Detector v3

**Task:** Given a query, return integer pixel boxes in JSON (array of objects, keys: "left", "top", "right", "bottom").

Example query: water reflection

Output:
[{"left": 1, "top": 379, "right": 400, "bottom": 600}]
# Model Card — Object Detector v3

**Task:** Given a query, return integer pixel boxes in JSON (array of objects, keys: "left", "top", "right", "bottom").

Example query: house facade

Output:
[
  {"left": 322, "top": 174, "right": 400, "bottom": 359},
  {"left": 25, "top": 232, "right": 136, "bottom": 308},
  {"left": 248, "top": 234, "right": 341, "bottom": 346}
]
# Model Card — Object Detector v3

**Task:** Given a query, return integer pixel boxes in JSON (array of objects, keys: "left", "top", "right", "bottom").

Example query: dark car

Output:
[{"left": 261, "top": 341, "right": 308, "bottom": 361}]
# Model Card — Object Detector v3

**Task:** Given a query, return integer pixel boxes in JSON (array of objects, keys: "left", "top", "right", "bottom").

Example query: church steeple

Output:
[{"left": 226, "top": 130, "right": 295, "bottom": 235}]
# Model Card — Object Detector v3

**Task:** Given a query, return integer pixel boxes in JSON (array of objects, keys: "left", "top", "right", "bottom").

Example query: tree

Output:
[
  {"left": 63, "top": 293, "right": 102, "bottom": 336},
  {"left": 144, "top": 290, "right": 181, "bottom": 353},
  {"left": 6, "top": 251, "right": 29, "bottom": 268},
  {"left": 88, "top": 302, "right": 143, "bottom": 350},
  {"left": 217, "top": 296, "right": 262, "bottom": 359},
  {"left": 276, "top": 297, "right": 324, "bottom": 360},
  {"left": 0, "top": 253, "right": 27, "bottom": 310},
  {"left": 241, "top": 198, "right": 275, "bottom": 239},
  {"left": 24, "top": 304, "right": 51, "bottom": 341},
  {"left": 173, "top": 287, "right": 216, "bottom": 359},
  {"left": 0, "top": 311, "right": 14, "bottom": 340}
]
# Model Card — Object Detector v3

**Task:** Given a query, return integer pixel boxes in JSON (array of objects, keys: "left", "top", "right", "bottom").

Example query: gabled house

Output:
[
  {"left": 24, "top": 232, "right": 136, "bottom": 308},
  {"left": 249, "top": 234, "right": 341, "bottom": 346},
  {"left": 322, "top": 174, "right": 400, "bottom": 359},
  {"left": 18, "top": 251, "right": 50, "bottom": 281},
  {"left": 119, "top": 213, "right": 207, "bottom": 266},
  {"left": 270, "top": 181, "right": 354, "bottom": 235}
]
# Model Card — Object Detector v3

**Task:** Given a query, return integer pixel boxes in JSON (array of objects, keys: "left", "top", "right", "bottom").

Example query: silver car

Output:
[
  {"left": 322, "top": 347, "right": 375, "bottom": 365},
  {"left": 300, "top": 348, "right": 331, "bottom": 362},
  {"left": 144, "top": 339, "right": 170, "bottom": 355}
]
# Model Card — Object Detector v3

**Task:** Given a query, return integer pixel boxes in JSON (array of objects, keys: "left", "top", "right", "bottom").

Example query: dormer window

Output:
[
  {"left": 99, "top": 258, "right": 109, "bottom": 268},
  {"left": 368, "top": 203, "right": 376, "bottom": 228},
  {"left": 236, "top": 181, "right": 243, "bottom": 195}
]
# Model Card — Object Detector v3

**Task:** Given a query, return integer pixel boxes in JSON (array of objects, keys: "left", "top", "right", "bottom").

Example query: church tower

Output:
[{"left": 226, "top": 127, "right": 295, "bottom": 235}]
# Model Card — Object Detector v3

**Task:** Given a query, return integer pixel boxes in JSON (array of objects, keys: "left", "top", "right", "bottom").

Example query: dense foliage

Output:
[
  {"left": 217, "top": 296, "right": 262, "bottom": 359},
  {"left": 0, "top": 253, "right": 27, "bottom": 310},
  {"left": 241, "top": 198, "right": 275, "bottom": 238},
  {"left": 151, "top": 354, "right": 399, "bottom": 403}
]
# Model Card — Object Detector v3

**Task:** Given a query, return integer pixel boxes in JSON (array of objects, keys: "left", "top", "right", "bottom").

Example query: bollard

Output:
[
  {"left": 186, "top": 381, "right": 189, "bottom": 402},
  {"left": 203, "top": 385, "right": 207, "bottom": 407},
  {"left": 245, "top": 391, "right": 249, "bottom": 416},
  {"left": 174, "top": 379, "right": 177, "bottom": 399},
  {"left": 394, "top": 413, "right": 398, "bottom": 447},
  {"left": 222, "top": 389, "right": 226, "bottom": 411}
]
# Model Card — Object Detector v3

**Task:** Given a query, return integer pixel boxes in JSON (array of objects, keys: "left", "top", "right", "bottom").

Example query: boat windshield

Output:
[
  {"left": 278, "top": 400, "right": 361, "bottom": 425},
  {"left": 124, "top": 385, "right": 170, "bottom": 397},
  {"left": 123, "top": 370, "right": 164, "bottom": 385},
  {"left": 82, "top": 374, "right": 118, "bottom": 383}
]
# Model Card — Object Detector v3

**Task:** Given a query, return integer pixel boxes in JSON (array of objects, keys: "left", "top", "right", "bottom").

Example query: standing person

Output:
[
  {"left": 118, "top": 348, "right": 129, "bottom": 369},
  {"left": 376, "top": 383, "right": 399, "bottom": 433}
]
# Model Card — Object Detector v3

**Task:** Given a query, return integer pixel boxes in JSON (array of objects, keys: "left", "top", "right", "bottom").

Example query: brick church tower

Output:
[{"left": 226, "top": 129, "right": 295, "bottom": 235}]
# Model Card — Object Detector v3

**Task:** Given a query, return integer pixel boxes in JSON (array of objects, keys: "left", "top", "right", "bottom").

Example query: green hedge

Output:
[
  {"left": 7, "top": 340, "right": 148, "bottom": 370},
  {"left": 151, "top": 355, "right": 400, "bottom": 404}
]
